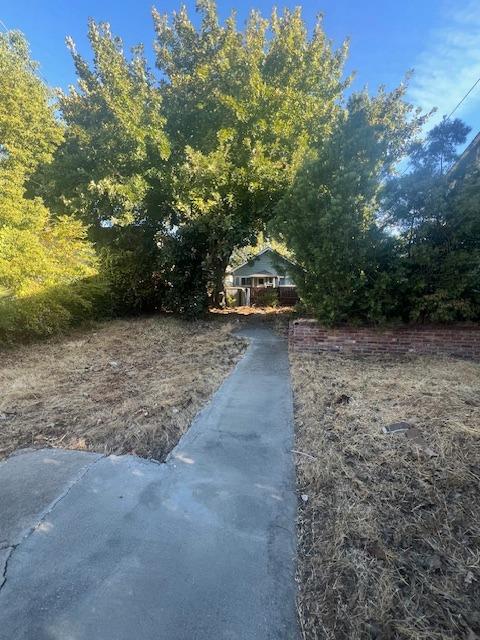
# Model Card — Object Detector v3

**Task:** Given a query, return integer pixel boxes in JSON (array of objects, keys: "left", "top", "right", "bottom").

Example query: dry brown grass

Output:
[
  {"left": 290, "top": 352, "right": 480, "bottom": 640},
  {"left": 210, "top": 305, "right": 296, "bottom": 317},
  {"left": 209, "top": 306, "right": 297, "bottom": 336},
  {"left": 0, "top": 316, "right": 246, "bottom": 461}
]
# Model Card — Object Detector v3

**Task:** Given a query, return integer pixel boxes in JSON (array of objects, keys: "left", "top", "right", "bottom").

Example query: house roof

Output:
[
  {"left": 449, "top": 131, "right": 480, "bottom": 178},
  {"left": 231, "top": 247, "right": 295, "bottom": 275}
]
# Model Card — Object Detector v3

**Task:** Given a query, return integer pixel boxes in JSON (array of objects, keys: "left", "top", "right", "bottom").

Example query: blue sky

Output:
[{"left": 2, "top": 0, "right": 480, "bottom": 143}]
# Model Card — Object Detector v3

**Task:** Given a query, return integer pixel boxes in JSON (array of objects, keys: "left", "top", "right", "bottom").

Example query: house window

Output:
[{"left": 258, "top": 278, "right": 264, "bottom": 285}]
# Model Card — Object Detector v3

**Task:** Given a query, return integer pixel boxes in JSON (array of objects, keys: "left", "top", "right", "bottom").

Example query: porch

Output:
[
  {"left": 233, "top": 273, "right": 282, "bottom": 288},
  {"left": 225, "top": 285, "right": 298, "bottom": 307}
]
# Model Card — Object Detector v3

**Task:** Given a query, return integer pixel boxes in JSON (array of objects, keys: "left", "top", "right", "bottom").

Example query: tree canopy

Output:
[
  {"left": 153, "top": 3, "right": 349, "bottom": 303},
  {"left": 382, "top": 119, "right": 480, "bottom": 322},
  {"left": 1, "top": 2, "right": 479, "bottom": 340},
  {"left": 274, "top": 87, "right": 427, "bottom": 324},
  {"left": 38, "top": 3, "right": 350, "bottom": 311},
  {"left": 0, "top": 31, "right": 99, "bottom": 340}
]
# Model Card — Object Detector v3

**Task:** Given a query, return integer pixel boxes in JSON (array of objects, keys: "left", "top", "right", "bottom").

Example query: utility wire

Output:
[
  {"left": 400, "top": 72, "right": 480, "bottom": 176},
  {"left": 446, "top": 75, "right": 480, "bottom": 120}
]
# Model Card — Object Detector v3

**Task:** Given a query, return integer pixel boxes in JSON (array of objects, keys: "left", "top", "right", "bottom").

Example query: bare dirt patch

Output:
[
  {"left": 210, "top": 305, "right": 296, "bottom": 317},
  {"left": 290, "top": 352, "right": 480, "bottom": 640},
  {"left": 0, "top": 316, "right": 246, "bottom": 461},
  {"left": 210, "top": 305, "right": 297, "bottom": 335}
]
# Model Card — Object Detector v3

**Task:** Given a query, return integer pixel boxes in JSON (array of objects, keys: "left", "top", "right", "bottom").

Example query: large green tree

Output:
[
  {"left": 33, "top": 20, "right": 173, "bottom": 315},
  {"left": 153, "top": 2, "right": 349, "bottom": 304},
  {"left": 275, "top": 87, "right": 427, "bottom": 324},
  {"left": 383, "top": 118, "right": 479, "bottom": 322},
  {"left": 39, "top": 20, "right": 170, "bottom": 234},
  {"left": 0, "top": 31, "right": 98, "bottom": 339},
  {"left": 45, "top": 3, "right": 349, "bottom": 311}
]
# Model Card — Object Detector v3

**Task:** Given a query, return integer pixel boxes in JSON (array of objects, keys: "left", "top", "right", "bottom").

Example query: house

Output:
[{"left": 226, "top": 248, "right": 298, "bottom": 306}]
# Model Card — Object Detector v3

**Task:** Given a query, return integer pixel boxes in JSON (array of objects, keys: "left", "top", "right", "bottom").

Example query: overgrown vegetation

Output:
[
  {"left": 382, "top": 119, "right": 480, "bottom": 323},
  {"left": 1, "top": 2, "right": 479, "bottom": 341},
  {"left": 0, "top": 32, "right": 101, "bottom": 341},
  {"left": 38, "top": 4, "right": 350, "bottom": 315},
  {"left": 277, "top": 113, "right": 480, "bottom": 325},
  {"left": 0, "top": 316, "right": 246, "bottom": 460},
  {"left": 252, "top": 287, "right": 279, "bottom": 307},
  {"left": 291, "top": 352, "right": 480, "bottom": 640},
  {"left": 275, "top": 89, "right": 426, "bottom": 324}
]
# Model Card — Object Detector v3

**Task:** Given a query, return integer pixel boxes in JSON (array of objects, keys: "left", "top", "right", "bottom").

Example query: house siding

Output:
[{"left": 232, "top": 251, "right": 295, "bottom": 285}]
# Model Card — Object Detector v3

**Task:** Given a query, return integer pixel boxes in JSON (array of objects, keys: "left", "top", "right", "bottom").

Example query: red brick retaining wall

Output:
[{"left": 289, "top": 319, "right": 480, "bottom": 359}]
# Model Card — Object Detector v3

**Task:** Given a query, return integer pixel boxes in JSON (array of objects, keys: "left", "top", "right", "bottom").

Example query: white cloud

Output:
[{"left": 408, "top": 0, "right": 480, "bottom": 126}]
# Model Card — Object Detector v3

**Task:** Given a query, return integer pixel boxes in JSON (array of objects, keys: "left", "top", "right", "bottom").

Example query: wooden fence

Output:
[{"left": 251, "top": 286, "right": 298, "bottom": 307}]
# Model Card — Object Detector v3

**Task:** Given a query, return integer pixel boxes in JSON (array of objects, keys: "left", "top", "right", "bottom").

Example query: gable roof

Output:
[
  {"left": 231, "top": 247, "right": 295, "bottom": 274},
  {"left": 449, "top": 132, "right": 480, "bottom": 179}
]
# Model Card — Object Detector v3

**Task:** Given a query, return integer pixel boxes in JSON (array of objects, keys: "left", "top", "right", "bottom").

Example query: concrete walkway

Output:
[{"left": 0, "top": 325, "right": 299, "bottom": 640}]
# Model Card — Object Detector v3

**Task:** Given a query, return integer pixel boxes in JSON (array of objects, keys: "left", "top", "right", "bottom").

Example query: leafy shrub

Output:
[
  {"left": 0, "top": 31, "right": 106, "bottom": 344},
  {"left": 155, "top": 226, "right": 210, "bottom": 318},
  {"left": 254, "top": 288, "right": 279, "bottom": 307},
  {"left": 0, "top": 277, "right": 108, "bottom": 344},
  {"left": 226, "top": 293, "right": 238, "bottom": 308},
  {"left": 100, "top": 246, "right": 162, "bottom": 316}
]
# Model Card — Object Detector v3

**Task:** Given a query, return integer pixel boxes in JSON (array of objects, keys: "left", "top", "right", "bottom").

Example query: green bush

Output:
[
  {"left": 100, "top": 246, "right": 162, "bottom": 316},
  {"left": 0, "top": 277, "right": 108, "bottom": 344},
  {"left": 226, "top": 293, "right": 238, "bottom": 308},
  {"left": 155, "top": 226, "right": 210, "bottom": 318},
  {"left": 254, "top": 288, "right": 279, "bottom": 307}
]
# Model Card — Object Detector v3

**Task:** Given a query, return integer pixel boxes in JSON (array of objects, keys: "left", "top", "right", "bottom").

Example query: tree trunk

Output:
[
  {"left": 211, "top": 261, "right": 226, "bottom": 307},
  {"left": 211, "top": 250, "right": 231, "bottom": 308}
]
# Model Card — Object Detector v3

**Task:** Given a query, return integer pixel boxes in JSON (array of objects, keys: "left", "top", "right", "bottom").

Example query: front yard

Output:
[
  {"left": 3, "top": 312, "right": 480, "bottom": 639},
  {"left": 291, "top": 352, "right": 480, "bottom": 640},
  {"left": 0, "top": 316, "right": 246, "bottom": 461}
]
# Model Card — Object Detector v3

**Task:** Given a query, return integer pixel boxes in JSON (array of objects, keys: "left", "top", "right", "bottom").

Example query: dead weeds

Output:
[
  {"left": 0, "top": 316, "right": 246, "bottom": 461},
  {"left": 290, "top": 352, "right": 480, "bottom": 640},
  {"left": 210, "top": 306, "right": 297, "bottom": 336}
]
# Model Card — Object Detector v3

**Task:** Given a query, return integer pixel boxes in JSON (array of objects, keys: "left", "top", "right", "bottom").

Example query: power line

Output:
[
  {"left": 400, "top": 72, "right": 480, "bottom": 176},
  {"left": 446, "top": 75, "right": 480, "bottom": 120}
]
